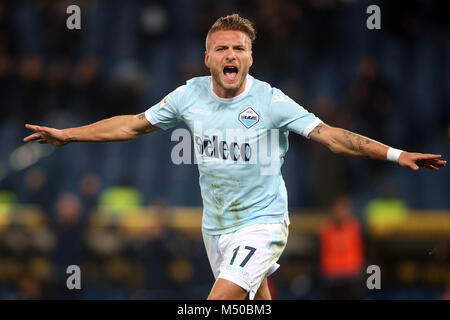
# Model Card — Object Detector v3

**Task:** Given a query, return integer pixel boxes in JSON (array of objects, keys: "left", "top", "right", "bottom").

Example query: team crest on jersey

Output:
[{"left": 239, "top": 107, "right": 259, "bottom": 128}]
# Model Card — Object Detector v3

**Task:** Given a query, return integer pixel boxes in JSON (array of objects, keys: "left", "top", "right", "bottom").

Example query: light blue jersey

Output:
[{"left": 145, "top": 75, "right": 322, "bottom": 235}]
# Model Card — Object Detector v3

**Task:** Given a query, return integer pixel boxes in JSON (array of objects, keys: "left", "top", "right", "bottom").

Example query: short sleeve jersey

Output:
[{"left": 145, "top": 75, "right": 322, "bottom": 235}]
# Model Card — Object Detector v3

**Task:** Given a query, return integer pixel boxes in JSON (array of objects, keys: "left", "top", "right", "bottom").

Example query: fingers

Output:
[
  {"left": 423, "top": 164, "right": 439, "bottom": 172},
  {"left": 432, "top": 159, "right": 447, "bottom": 166},
  {"left": 25, "top": 124, "right": 51, "bottom": 134},
  {"left": 417, "top": 158, "right": 447, "bottom": 168},
  {"left": 406, "top": 153, "right": 446, "bottom": 172},
  {"left": 418, "top": 162, "right": 439, "bottom": 171},
  {"left": 24, "top": 124, "right": 43, "bottom": 142},
  {"left": 24, "top": 124, "right": 53, "bottom": 143},
  {"left": 412, "top": 158, "right": 447, "bottom": 172},
  {"left": 424, "top": 153, "right": 442, "bottom": 159},
  {"left": 23, "top": 132, "right": 42, "bottom": 142},
  {"left": 25, "top": 124, "right": 41, "bottom": 131},
  {"left": 414, "top": 153, "right": 442, "bottom": 160}
]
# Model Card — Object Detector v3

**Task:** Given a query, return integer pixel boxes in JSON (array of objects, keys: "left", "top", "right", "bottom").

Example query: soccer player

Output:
[{"left": 24, "top": 14, "right": 446, "bottom": 300}]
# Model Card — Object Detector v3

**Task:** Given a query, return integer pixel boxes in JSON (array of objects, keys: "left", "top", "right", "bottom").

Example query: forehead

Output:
[{"left": 208, "top": 30, "right": 250, "bottom": 48}]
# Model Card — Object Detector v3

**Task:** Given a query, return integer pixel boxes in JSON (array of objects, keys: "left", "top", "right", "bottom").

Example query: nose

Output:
[{"left": 225, "top": 48, "right": 237, "bottom": 61}]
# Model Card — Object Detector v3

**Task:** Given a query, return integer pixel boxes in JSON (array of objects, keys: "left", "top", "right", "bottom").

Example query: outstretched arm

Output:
[
  {"left": 308, "top": 123, "right": 446, "bottom": 171},
  {"left": 23, "top": 112, "right": 160, "bottom": 146}
]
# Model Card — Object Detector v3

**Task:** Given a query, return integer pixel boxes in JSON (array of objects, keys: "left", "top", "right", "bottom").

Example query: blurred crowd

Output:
[
  {"left": 0, "top": 173, "right": 213, "bottom": 299},
  {"left": 1, "top": 0, "right": 448, "bottom": 207},
  {"left": 0, "top": 0, "right": 449, "bottom": 299}
]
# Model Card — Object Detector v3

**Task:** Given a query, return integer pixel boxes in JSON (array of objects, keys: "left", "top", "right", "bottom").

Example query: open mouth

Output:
[{"left": 223, "top": 66, "right": 239, "bottom": 82}]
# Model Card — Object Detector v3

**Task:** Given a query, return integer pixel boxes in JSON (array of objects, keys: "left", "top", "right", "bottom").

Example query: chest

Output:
[{"left": 182, "top": 97, "right": 270, "bottom": 133}]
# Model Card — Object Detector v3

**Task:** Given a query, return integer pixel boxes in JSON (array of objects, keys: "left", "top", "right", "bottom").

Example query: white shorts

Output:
[{"left": 202, "top": 220, "right": 289, "bottom": 300}]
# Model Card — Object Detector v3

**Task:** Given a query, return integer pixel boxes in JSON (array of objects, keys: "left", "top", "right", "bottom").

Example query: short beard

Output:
[{"left": 210, "top": 68, "right": 247, "bottom": 97}]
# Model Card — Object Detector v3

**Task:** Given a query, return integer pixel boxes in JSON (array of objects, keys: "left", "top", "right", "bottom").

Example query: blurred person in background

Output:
[
  {"left": 17, "top": 56, "right": 45, "bottom": 122},
  {"left": 50, "top": 192, "right": 85, "bottom": 298},
  {"left": 17, "top": 275, "right": 43, "bottom": 300},
  {"left": 78, "top": 172, "right": 102, "bottom": 214},
  {"left": 345, "top": 57, "right": 394, "bottom": 176},
  {"left": 347, "top": 57, "right": 393, "bottom": 143},
  {"left": 142, "top": 197, "right": 198, "bottom": 298},
  {"left": 0, "top": 185, "right": 55, "bottom": 299},
  {"left": 98, "top": 175, "right": 143, "bottom": 218},
  {"left": 431, "top": 242, "right": 449, "bottom": 300},
  {"left": 0, "top": 186, "right": 18, "bottom": 216},
  {"left": 308, "top": 95, "right": 349, "bottom": 209},
  {"left": 364, "top": 183, "right": 408, "bottom": 226},
  {"left": 0, "top": 48, "right": 14, "bottom": 119},
  {"left": 41, "top": 57, "right": 71, "bottom": 115},
  {"left": 70, "top": 56, "right": 104, "bottom": 116},
  {"left": 319, "top": 194, "right": 365, "bottom": 299},
  {"left": 23, "top": 167, "right": 50, "bottom": 215},
  {"left": 0, "top": 0, "right": 19, "bottom": 121},
  {"left": 22, "top": 13, "right": 446, "bottom": 301}
]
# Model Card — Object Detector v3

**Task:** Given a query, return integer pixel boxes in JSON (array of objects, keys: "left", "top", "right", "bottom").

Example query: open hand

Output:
[
  {"left": 399, "top": 152, "right": 447, "bottom": 172},
  {"left": 23, "top": 124, "right": 69, "bottom": 146}
]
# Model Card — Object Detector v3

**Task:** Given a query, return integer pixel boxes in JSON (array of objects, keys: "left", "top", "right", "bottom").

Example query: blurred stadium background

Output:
[{"left": 0, "top": 0, "right": 449, "bottom": 299}]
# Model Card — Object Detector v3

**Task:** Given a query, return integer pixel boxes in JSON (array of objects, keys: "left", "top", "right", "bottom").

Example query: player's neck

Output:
[{"left": 212, "top": 76, "right": 247, "bottom": 99}]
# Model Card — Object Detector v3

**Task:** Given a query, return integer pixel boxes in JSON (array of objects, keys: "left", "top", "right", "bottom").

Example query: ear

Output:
[
  {"left": 204, "top": 51, "right": 209, "bottom": 68},
  {"left": 249, "top": 51, "right": 253, "bottom": 67}
]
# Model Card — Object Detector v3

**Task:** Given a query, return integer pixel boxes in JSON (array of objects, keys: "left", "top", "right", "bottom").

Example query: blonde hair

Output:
[{"left": 206, "top": 13, "right": 256, "bottom": 50}]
